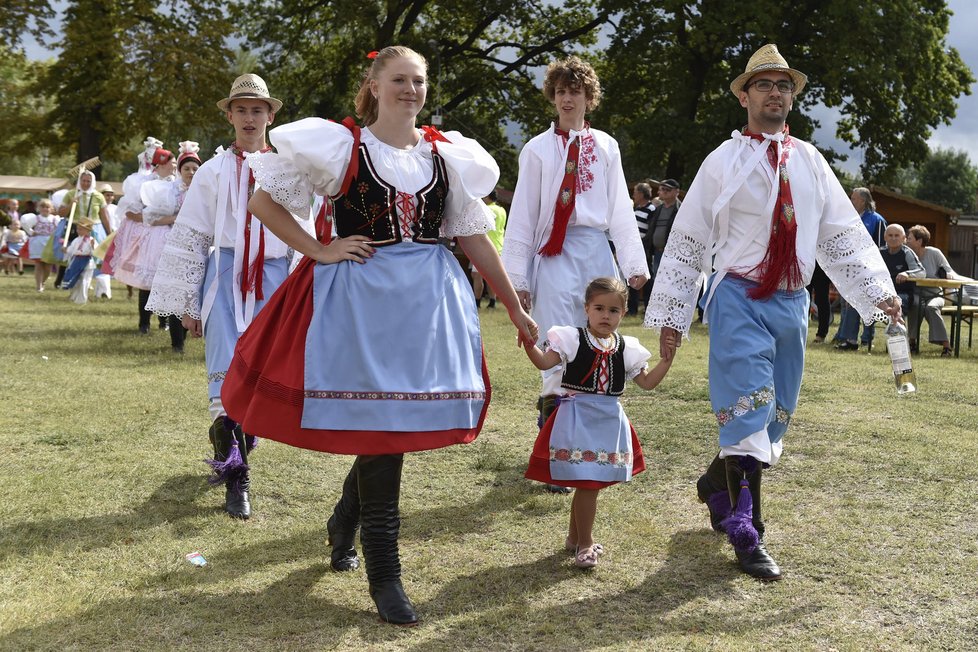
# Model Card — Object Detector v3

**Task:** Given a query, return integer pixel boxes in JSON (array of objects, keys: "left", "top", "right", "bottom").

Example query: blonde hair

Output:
[
  {"left": 584, "top": 276, "right": 627, "bottom": 307},
  {"left": 37, "top": 198, "right": 54, "bottom": 210},
  {"left": 543, "top": 55, "right": 602, "bottom": 112},
  {"left": 354, "top": 46, "right": 428, "bottom": 126}
]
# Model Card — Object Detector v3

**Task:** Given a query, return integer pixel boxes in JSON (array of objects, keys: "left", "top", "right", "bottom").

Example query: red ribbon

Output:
[{"left": 742, "top": 127, "right": 802, "bottom": 300}]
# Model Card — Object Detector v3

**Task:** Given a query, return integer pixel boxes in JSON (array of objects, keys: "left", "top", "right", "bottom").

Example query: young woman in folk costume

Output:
[
  {"left": 221, "top": 46, "right": 536, "bottom": 625},
  {"left": 138, "top": 141, "right": 203, "bottom": 352}
]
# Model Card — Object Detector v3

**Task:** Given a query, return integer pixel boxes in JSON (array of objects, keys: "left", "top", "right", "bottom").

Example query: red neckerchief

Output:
[
  {"left": 538, "top": 123, "right": 588, "bottom": 257},
  {"left": 741, "top": 126, "right": 803, "bottom": 299},
  {"left": 230, "top": 142, "right": 272, "bottom": 301}
]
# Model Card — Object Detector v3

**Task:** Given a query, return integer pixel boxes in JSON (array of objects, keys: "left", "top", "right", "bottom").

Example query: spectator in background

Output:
[
  {"left": 881, "top": 223, "right": 925, "bottom": 317},
  {"left": 906, "top": 224, "right": 963, "bottom": 356},
  {"left": 472, "top": 190, "right": 507, "bottom": 309},
  {"left": 627, "top": 182, "right": 655, "bottom": 315},
  {"left": 833, "top": 187, "right": 888, "bottom": 350},
  {"left": 646, "top": 179, "right": 681, "bottom": 279}
]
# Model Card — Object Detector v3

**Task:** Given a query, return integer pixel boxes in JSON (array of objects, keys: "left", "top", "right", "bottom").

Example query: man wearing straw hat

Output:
[
  {"left": 645, "top": 44, "right": 901, "bottom": 580},
  {"left": 147, "top": 73, "right": 298, "bottom": 520}
]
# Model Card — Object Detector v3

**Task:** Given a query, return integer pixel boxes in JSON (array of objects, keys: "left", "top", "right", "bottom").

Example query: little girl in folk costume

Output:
[
  {"left": 62, "top": 218, "right": 97, "bottom": 304},
  {"left": 522, "top": 277, "right": 673, "bottom": 568}
]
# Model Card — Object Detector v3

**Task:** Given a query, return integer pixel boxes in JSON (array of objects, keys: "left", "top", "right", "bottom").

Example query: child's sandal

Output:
[
  {"left": 575, "top": 545, "right": 599, "bottom": 569},
  {"left": 565, "top": 538, "right": 604, "bottom": 556}
]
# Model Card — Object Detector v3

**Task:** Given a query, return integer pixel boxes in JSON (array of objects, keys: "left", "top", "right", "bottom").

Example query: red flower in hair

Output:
[{"left": 367, "top": 51, "right": 379, "bottom": 60}]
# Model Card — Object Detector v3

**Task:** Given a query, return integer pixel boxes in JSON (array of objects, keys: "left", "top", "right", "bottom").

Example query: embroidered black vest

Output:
[
  {"left": 331, "top": 137, "right": 449, "bottom": 246},
  {"left": 561, "top": 328, "right": 626, "bottom": 396}
]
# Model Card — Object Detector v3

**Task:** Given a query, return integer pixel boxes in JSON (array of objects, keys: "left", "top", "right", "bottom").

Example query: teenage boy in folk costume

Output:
[
  {"left": 645, "top": 44, "right": 900, "bottom": 580},
  {"left": 147, "top": 74, "right": 306, "bottom": 519},
  {"left": 500, "top": 56, "right": 649, "bottom": 463}
]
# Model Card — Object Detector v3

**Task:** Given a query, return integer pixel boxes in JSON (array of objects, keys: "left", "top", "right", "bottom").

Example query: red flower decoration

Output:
[
  {"left": 581, "top": 450, "right": 597, "bottom": 463},
  {"left": 367, "top": 51, "right": 379, "bottom": 60}
]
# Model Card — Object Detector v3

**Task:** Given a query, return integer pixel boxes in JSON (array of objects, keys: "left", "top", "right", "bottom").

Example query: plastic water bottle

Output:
[{"left": 886, "top": 320, "right": 916, "bottom": 395}]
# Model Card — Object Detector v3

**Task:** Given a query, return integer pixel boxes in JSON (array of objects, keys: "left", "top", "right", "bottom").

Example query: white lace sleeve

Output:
[
  {"left": 500, "top": 239, "right": 535, "bottom": 292},
  {"left": 146, "top": 223, "right": 212, "bottom": 319},
  {"left": 248, "top": 152, "right": 312, "bottom": 217},
  {"left": 441, "top": 197, "right": 495, "bottom": 238},
  {"left": 817, "top": 226, "right": 895, "bottom": 324},
  {"left": 643, "top": 230, "right": 707, "bottom": 335}
]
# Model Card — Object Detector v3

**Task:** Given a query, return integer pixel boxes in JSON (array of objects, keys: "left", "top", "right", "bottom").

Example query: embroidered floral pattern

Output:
[
  {"left": 208, "top": 371, "right": 227, "bottom": 383},
  {"left": 775, "top": 405, "right": 791, "bottom": 425},
  {"left": 305, "top": 390, "right": 485, "bottom": 401},
  {"left": 577, "top": 134, "right": 597, "bottom": 193},
  {"left": 715, "top": 386, "right": 775, "bottom": 427},
  {"left": 550, "top": 447, "right": 632, "bottom": 468}
]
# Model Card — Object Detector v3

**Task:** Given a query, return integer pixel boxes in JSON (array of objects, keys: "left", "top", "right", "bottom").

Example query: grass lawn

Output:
[{"left": 1, "top": 272, "right": 976, "bottom": 651}]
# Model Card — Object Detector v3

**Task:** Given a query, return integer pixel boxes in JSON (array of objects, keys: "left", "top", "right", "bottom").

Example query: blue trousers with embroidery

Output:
[{"left": 705, "top": 276, "right": 808, "bottom": 448}]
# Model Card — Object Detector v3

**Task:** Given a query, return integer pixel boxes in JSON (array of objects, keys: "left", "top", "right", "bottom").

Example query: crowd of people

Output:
[{"left": 3, "top": 42, "right": 970, "bottom": 627}]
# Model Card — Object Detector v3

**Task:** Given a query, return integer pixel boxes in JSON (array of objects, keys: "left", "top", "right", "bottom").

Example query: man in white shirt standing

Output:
[{"left": 646, "top": 44, "right": 901, "bottom": 581}]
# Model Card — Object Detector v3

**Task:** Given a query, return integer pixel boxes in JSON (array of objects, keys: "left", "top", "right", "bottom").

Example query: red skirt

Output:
[
  {"left": 221, "top": 255, "right": 491, "bottom": 455},
  {"left": 525, "top": 406, "right": 646, "bottom": 490}
]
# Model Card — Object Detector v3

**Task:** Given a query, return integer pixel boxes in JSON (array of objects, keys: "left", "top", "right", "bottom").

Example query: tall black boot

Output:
[
  {"left": 358, "top": 454, "right": 417, "bottom": 625},
  {"left": 327, "top": 460, "right": 361, "bottom": 571},
  {"left": 207, "top": 417, "right": 251, "bottom": 519},
  {"left": 137, "top": 290, "right": 152, "bottom": 334},
  {"left": 538, "top": 395, "right": 571, "bottom": 495},
  {"left": 696, "top": 454, "right": 730, "bottom": 532},
  {"left": 724, "top": 456, "right": 780, "bottom": 581}
]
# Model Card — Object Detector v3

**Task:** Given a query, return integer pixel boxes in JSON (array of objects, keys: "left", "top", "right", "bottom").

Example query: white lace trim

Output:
[
  {"left": 146, "top": 223, "right": 212, "bottom": 319},
  {"left": 643, "top": 230, "right": 706, "bottom": 335},
  {"left": 441, "top": 197, "right": 495, "bottom": 238},
  {"left": 248, "top": 151, "right": 312, "bottom": 217},
  {"left": 501, "top": 239, "right": 535, "bottom": 291},
  {"left": 817, "top": 226, "right": 895, "bottom": 323}
]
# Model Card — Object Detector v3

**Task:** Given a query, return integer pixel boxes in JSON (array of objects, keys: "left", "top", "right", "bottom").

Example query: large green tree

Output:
[
  {"left": 31, "top": 0, "right": 236, "bottom": 178},
  {"left": 915, "top": 147, "right": 978, "bottom": 213},
  {"left": 599, "top": 0, "right": 973, "bottom": 187},
  {"left": 236, "top": 0, "right": 611, "bottom": 185}
]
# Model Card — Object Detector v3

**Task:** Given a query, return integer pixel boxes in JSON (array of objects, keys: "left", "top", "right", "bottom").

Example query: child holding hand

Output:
[{"left": 522, "top": 276, "right": 673, "bottom": 568}]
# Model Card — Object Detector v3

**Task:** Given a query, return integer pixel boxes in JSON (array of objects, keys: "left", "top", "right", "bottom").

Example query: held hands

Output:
[
  {"left": 510, "top": 307, "right": 539, "bottom": 349},
  {"left": 628, "top": 274, "right": 649, "bottom": 290},
  {"left": 313, "top": 235, "right": 375, "bottom": 265},
  {"left": 659, "top": 326, "right": 681, "bottom": 361},
  {"left": 182, "top": 315, "right": 203, "bottom": 338}
]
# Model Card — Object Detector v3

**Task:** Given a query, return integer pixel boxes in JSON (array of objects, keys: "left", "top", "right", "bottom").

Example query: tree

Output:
[
  {"left": 32, "top": 0, "right": 236, "bottom": 178},
  {"left": 915, "top": 147, "right": 978, "bottom": 213},
  {"left": 235, "top": 0, "right": 611, "bottom": 185},
  {"left": 598, "top": 0, "right": 973, "bottom": 187}
]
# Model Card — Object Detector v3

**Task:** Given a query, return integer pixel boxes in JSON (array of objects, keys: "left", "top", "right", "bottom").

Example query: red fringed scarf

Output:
[
  {"left": 742, "top": 127, "right": 803, "bottom": 300},
  {"left": 538, "top": 126, "right": 583, "bottom": 257},
  {"left": 231, "top": 142, "right": 272, "bottom": 301}
]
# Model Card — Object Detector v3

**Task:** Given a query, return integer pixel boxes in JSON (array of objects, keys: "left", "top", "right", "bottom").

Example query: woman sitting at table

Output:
[{"left": 906, "top": 225, "right": 970, "bottom": 357}]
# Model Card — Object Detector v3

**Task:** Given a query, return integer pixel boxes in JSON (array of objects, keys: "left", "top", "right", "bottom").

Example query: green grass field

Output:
[{"left": 1, "top": 273, "right": 976, "bottom": 651}]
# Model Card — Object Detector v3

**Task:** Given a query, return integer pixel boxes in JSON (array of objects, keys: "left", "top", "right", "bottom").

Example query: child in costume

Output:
[
  {"left": 1, "top": 219, "right": 28, "bottom": 275},
  {"left": 523, "top": 277, "right": 672, "bottom": 568},
  {"left": 62, "top": 218, "right": 97, "bottom": 304},
  {"left": 26, "top": 199, "right": 59, "bottom": 291},
  {"left": 221, "top": 46, "right": 536, "bottom": 625}
]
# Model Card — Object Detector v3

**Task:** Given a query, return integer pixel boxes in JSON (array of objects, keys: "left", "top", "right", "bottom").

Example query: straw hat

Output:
[
  {"left": 99, "top": 183, "right": 114, "bottom": 194},
  {"left": 216, "top": 74, "right": 282, "bottom": 112},
  {"left": 76, "top": 218, "right": 95, "bottom": 230},
  {"left": 729, "top": 44, "right": 807, "bottom": 97}
]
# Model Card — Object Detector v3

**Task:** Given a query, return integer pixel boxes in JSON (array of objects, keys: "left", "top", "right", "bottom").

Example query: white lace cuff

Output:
[
  {"left": 817, "top": 226, "right": 896, "bottom": 324},
  {"left": 248, "top": 151, "right": 312, "bottom": 217},
  {"left": 146, "top": 222, "right": 212, "bottom": 319},
  {"left": 643, "top": 231, "right": 707, "bottom": 335},
  {"left": 612, "top": 231, "right": 650, "bottom": 280},
  {"left": 500, "top": 239, "right": 535, "bottom": 292},
  {"left": 441, "top": 197, "right": 495, "bottom": 238}
]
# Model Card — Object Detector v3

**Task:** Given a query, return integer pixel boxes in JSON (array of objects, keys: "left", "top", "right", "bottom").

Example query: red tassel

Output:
[{"left": 748, "top": 217, "right": 803, "bottom": 300}]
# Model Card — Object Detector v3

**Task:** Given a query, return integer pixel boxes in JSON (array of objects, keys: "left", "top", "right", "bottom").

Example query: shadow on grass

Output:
[
  {"left": 0, "top": 473, "right": 213, "bottom": 563},
  {"left": 410, "top": 528, "right": 816, "bottom": 648}
]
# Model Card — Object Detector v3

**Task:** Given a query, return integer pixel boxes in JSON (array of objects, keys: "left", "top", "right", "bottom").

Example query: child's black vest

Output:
[{"left": 561, "top": 328, "right": 626, "bottom": 396}]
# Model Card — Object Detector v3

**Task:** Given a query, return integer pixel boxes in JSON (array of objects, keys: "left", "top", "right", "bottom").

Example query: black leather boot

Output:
[
  {"left": 696, "top": 454, "right": 730, "bottom": 532},
  {"left": 327, "top": 460, "right": 361, "bottom": 571},
  {"left": 724, "top": 456, "right": 780, "bottom": 581},
  {"left": 538, "top": 395, "right": 571, "bottom": 495},
  {"left": 358, "top": 454, "right": 417, "bottom": 625},
  {"left": 207, "top": 417, "right": 251, "bottom": 520}
]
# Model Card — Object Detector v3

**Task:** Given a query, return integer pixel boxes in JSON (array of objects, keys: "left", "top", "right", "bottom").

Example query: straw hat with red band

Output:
[
  {"left": 216, "top": 74, "right": 283, "bottom": 113},
  {"left": 729, "top": 44, "right": 807, "bottom": 97}
]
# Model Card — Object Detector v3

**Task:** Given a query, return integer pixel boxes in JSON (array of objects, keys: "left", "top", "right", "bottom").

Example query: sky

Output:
[{"left": 21, "top": 1, "right": 978, "bottom": 174}]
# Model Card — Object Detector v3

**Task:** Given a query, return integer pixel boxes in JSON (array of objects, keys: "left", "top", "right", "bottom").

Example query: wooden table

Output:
[{"left": 912, "top": 277, "right": 978, "bottom": 357}]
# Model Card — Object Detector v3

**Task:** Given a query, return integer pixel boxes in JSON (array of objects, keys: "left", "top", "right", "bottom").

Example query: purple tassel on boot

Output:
[
  {"left": 707, "top": 491, "right": 732, "bottom": 530},
  {"left": 205, "top": 438, "right": 250, "bottom": 491},
  {"left": 720, "top": 479, "right": 759, "bottom": 554}
]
